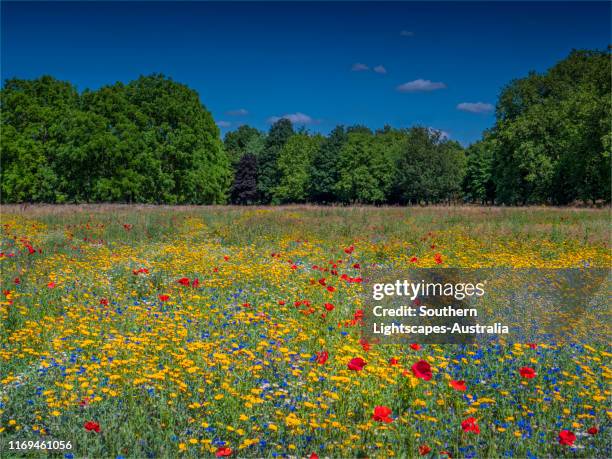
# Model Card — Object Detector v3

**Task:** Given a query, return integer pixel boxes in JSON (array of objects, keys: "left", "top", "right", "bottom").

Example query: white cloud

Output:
[
  {"left": 457, "top": 102, "right": 494, "bottom": 114},
  {"left": 373, "top": 65, "right": 387, "bottom": 74},
  {"left": 428, "top": 127, "right": 450, "bottom": 140},
  {"left": 216, "top": 120, "right": 231, "bottom": 128},
  {"left": 400, "top": 30, "right": 415, "bottom": 37},
  {"left": 396, "top": 79, "right": 446, "bottom": 92},
  {"left": 226, "top": 108, "right": 248, "bottom": 116},
  {"left": 267, "top": 112, "right": 317, "bottom": 125},
  {"left": 351, "top": 63, "right": 370, "bottom": 72}
]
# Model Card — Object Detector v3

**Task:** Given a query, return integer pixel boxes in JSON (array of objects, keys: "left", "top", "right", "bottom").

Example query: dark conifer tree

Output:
[{"left": 231, "top": 153, "right": 258, "bottom": 204}]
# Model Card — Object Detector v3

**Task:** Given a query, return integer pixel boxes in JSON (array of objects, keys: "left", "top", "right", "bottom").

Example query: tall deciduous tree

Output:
[
  {"left": 309, "top": 126, "right": 347, "bottom": 203},
  {"left": 257, "top": 118, "right": 294, "bottom": 203},
  {"left": 1, "top": 76, "right": 79, "bottom": 202},
  {"left": 274, "top": 133, "right": 322, "bottom": 203},
  {"left": 463, "top": 134, "right": 496, "bottom": 204},
  {"left": 491, "top": 49, "right": 610, "bottom": 204},
  {"left": 1, "top": 74, "right": 231, "bottom": 204},
  {"left": 392, "top": 127, "right": 465, "bottom": 204},
  {"left": 336, "top": 129, "right": 391, "bottom": 203}
]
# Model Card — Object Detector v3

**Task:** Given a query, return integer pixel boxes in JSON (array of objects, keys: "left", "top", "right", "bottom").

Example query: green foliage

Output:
[
  {"left": 336, "top": 130, "right": 393, "bottom": 203},
  {"left": 309, "top": 126, "right": 347, "bottom": 203},
  {"left": 490, "top": 49, "right": 610, "bottom": 204},
  {"left": 392, "top": 127, "right": 466, "bottom": 204},
  {"left": 1, "top": 76, "right": 79, "bottom": 202},
  {"left": 2, "top": 49, "right": 609, "bottom": 206},
  {"left": 1, "top": 74, "right": 230, "bottom": 204},
  {"left": 224, "top": 125, "right": 264, "bottom": 167},
  {"left": 463, "top": 135, "right": 496, "bottom": 204},
  {"left": 274, "top": 133, "right": 322, "bottom": 203},
  {"left": 257, "top": 119, "right": 294, "bottom": 203}
]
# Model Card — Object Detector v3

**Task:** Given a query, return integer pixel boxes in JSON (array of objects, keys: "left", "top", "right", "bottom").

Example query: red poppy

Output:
[
  {"left": 519, "top": 366, "right": 536, "bottom": 379},
  {"left": 215, "top": 446, "right": 233, "bottom": 457},
  {"left": 123, "top": 224, "right": 132, "bottom": 231},
  {"left": 278, "top": 300, "right": 286, "bottom": 305},
  {"left": 461, "top": 417, "right": 480, "bottom": 434},
  {"left": 411, "top": 360, "right": 433, "bottom": 381},
  {"left": 372, "top": 405, "right": 393, "bottom": 423},
  {"left": 440, "top": 451, "right": 452, "bottom": 458},
  {"left": 316, "top": 351, "right": 329, "bottom": 365},
  {"left": 558, "top": 430, "right": 576, "bottom": 446},
  {"left": 326, "top": 286, "right": 335, "bottom": 292},
  {"left": 434, "top": 253, "right": 443, "bottom": 264},
  {"left": 389, "top": 357, "right": 399, "bottom": 366},
  {"left": 527, "top": 343, "right": 537, "bottom": 349},
  {"left": 344, "top": 246, "right": 355, "bottom": 254},
  {"left": 587, "top": 426, "right": 598, "bottom": 435},
  {"left": 350, "top": 309, "right": 364, "bottom": 325},
  {"left": 192, "top": 278, "right": 200, "bottom": 288},
  {"left": 347, "top": 357, "right": 366, "bottom": 371},
  {"left": 353, "top": 263, "right": 361, "bottom": 269},
  {"left": 47, "top": 281, "right": 56, "bottom": 289},
  {"left": 318, "top": 278, "right": 326, "bottom": 286},
  {"left": 418, "top": 445, "right": 432, "bottom": 455},
  {"left": 177, "top": 277, "right": 190, "bottom": 286},
  {"left": 159, "top": 294, "right": 170, "bottom": 302},
  {"left": 324, "top": 303, "right": 335, "bottom": 311},
  {"left": 99, "top": 298, "right": 109, "bottom": 306},
  {"left": 450, "top": 380, "right": 467, "bottom": 391},
  {"left": 410, "top": 343, "right": 421, "bottom": 350},
  {"left": 309, "top": 453, "right": 319, "bottom": 459},
  {"left": 410, "top": 256, "right": 419, "bottom": 263},
  {"left": 14, "top": 277, "right": 20, "bottom": 285},
  {"left": 84, "top": 421, "right": 101, "bottom": 433},
  {"left": 359, "top": 338, "right": 371, "bottom": 352},
  {"left": 223, "top": 255, "right": 230, "bottom": 261}
]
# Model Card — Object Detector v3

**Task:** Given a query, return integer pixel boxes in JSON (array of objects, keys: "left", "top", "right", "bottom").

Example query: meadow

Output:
[{"left": 0, "top": 205, "right": 610, "bottom": 458}]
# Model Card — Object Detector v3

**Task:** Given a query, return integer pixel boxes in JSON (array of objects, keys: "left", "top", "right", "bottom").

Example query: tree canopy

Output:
[
  {"left": 1, "top": 74, "right": 229, "bottom": 204},
  {"left": 2, "top": 49, "right": 610, "bottom": 205}
]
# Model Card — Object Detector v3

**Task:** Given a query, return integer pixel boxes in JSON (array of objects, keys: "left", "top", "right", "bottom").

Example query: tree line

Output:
[
  {"left": 226, "top": 122, "right": 465, "bottom": 205},
  {"left": 1, "top": 49, "right": 609, "bottom": 205},
  {"left": 1, "top": 75, "right": 228, "bottom": 204}
]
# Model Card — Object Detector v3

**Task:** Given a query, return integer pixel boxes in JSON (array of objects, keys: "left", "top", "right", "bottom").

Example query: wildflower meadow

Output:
[{"left": 0, "top": 206, "right": 610, "bottom": 458}]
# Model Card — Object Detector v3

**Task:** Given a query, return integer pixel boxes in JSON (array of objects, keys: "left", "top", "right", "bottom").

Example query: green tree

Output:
[
  {"left": 336, "top": 130, "right": 391, "bottom": 203},
  {"left": 81, "top": 83, "right": 161, "bottom": 202},
  {"left": 391, "top": 127, "right": 465, "bottom": 204},
  {"left": 257, "top": 118, "right": 294, "bottom": 203},
  {"left": 463, "top": 135, "right": 496, "bottom": 204},
  {"left": 274, "top": 133, "right": 322, "bottom": 203},
  {"left": 123, "top": 75, "right": 230, "bottom": 204},
  {"left": 309, "top": 126, "right": 347, "bottom": 203},
  {"left": 491, "top": 49, "right": 610, "bottom": 204},
  {"left": 1, "top": 74, "right": 230, "bottom": 204},
  {"left": 224, "top": 125, "right": 264, "bottom": 167},
  {"left": 1, "top": 76, "right": 79, "bottom": 202}
]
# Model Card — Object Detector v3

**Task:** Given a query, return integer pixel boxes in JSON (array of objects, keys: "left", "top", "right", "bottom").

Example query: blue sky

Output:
[{"left": 2, "top": 1, "right": 610, "bottom": 145}]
